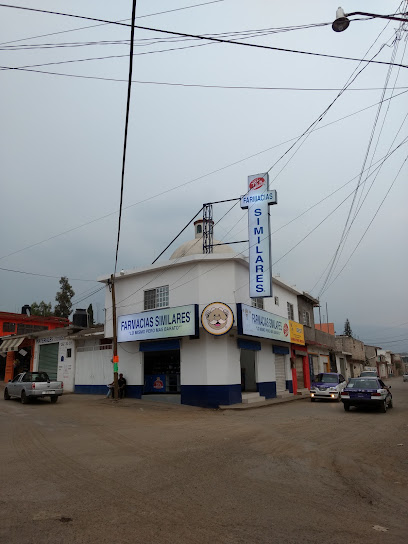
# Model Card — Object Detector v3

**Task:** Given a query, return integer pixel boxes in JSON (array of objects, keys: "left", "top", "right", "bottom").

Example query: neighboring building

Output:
[
  {"left": 391, "top": 353, "right": 403, "bottom": 376},
  {"left": 377, "top": 349, "right": 392, "bottom": 378},
  {"left": 299, "top": 300, "right": 337, "bottom": 379},
  {"left": 364, "top": 344, "right": 379, "bottom": 374},
  {"left": 0, "top": 309, "right": 68, "bottom": 382},
  {"left": 89, "top": 220, "right": 309, "bottom": 408},
  {"left": 315, "top": 323, "right": 335, "bottom": 335},
  {"left": 335, "top": 335, "right": 365, "bottom": 378}
]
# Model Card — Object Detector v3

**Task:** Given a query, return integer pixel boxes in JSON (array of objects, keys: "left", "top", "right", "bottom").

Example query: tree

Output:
[
  {"left": 87, "top": 303, "right": 95, "bottom": 326},
  {"left": 343, "top": 318, "right": 353, "bottom": 337},
  {"left": 31, "top": 301, "right": 53, "bottom": 316},
  {"left": 54, "top": 277, "right": 75, "bottom": 318}
]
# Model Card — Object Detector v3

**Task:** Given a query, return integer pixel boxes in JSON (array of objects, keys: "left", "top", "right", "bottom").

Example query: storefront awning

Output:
[{"left": 0, "top": 336, "right": 24, "bottom": 354}]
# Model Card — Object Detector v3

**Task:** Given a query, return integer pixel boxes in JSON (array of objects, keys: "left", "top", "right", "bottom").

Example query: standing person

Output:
[
  {"left": 118, "top": 373, "right": 127, "bottom": 398},
  {"left": 106, "top": 381, "right": 114, "bottom": 398}
]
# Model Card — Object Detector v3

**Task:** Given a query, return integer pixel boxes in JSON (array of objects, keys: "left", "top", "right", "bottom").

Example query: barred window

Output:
[
  {"left": 3, "top": 322, "right": 16, "bottom": 333},
  {"left": 287, "top": 302, "right": 294, "bottom": 321},
  {"left": 144, "top": 286, "right": 169, "bottom": 310},
  {"left": 251, "top": 298, "right": 264, "bottom": 310},
  {"left": 303, "top": 310, "right": 311, "bottom": 327}
]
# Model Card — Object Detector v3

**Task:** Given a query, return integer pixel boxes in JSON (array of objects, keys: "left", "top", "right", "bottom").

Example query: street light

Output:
[{"left": 332, "top": 6, "right": 408, "bottom": 32}]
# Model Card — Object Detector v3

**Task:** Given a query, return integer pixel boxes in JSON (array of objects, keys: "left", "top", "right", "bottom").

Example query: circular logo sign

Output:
[
  {"left": 249, "top": 177, "right": 265, "bottom": 191},
  {"left": 201, "top": 302, "right": 234, "bottom": 336}
]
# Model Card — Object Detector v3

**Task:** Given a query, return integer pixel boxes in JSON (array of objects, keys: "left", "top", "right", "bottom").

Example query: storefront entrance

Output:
[
  {"left": 240, "top": 350, "right": 256, "bottom": 392},
  {"left": 38, "top": 343, "right": 58, "bottom": 380},
  {"left": 143, "top": 349, "right": 180, "bottom": 394},
  {"left": 295, "top": 356, "right": 304, "bottom": 389}
]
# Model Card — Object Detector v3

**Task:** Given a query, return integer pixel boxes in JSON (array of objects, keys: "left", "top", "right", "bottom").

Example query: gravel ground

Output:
[{"left": 0, "top": 378, "right": 407, "bottom": 544}]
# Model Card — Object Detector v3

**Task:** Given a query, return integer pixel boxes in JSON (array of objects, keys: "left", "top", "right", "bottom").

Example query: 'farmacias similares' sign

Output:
[
  {"left": 240, "top": 173, "right": 277, "bottom": 298},
  {"left": 118, "top": 305, "right": 198, "bottom": 342}
]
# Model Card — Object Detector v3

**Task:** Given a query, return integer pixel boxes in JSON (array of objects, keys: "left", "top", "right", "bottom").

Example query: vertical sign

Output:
[{"left": 240, "top": 173, "right": 277, "bottom": 298}]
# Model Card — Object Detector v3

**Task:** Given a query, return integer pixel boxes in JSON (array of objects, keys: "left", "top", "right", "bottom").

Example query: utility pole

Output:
[{"left": 110, "top": 274, "right": 119, "bottom": 400}]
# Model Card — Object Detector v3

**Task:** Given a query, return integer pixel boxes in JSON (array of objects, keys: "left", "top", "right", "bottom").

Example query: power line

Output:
[
  {"left": 1, "top": 87, "right": 407, "bottom": 265},
  {"left": 0, "top": 4, "right": 407, "bottom": 69},
  {"left": 71, "top": 286, "right": 105, "bottom": 305},
  {"left": 107, "top": 135, "right": 408, "bottom": 312},
  {"left": 5, "top": 62, "right": 408, "bottom": 93},
  {"left": 114, "top": 0, "right": 137, "bottom": 275},
  {"left": 0, "top": 266, "right": 97, "bottom": 282},
  {"left": 0, "top": 0, "right": 226, "bottom": 46},
  {"left": 319, "top": 153, "right": 408, "bottom": 295},
  {"left": 318, "top": 27, "right": 404, "bottom": 297}
]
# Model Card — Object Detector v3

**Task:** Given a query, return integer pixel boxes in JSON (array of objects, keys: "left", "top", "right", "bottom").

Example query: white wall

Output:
[
  {"left": 57, "top": 339, "right": 75, "bottom": 392},
  {"left": 75, "top": 340, "right": 143, "bottom": 386},
  {"left": 181, "top": 334, "right": 241, "bottom": 386},
  {"left": 256, "top": 343, "right": 276, "bottom": 383},
  {"left": 103, "top": 255, "right": 302, "bottom": 339}
]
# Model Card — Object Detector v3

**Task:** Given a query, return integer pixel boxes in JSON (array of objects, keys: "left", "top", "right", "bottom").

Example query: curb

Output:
[{"left": 219, "top": 394, "right": 309, "bottom": 411}]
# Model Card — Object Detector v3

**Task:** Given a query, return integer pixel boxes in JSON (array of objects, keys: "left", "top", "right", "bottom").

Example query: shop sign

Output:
[
  {"left": 289, "top": 321, "right": 305, "bottom": 345},
  {"left": 117, "top": 305, "right": 198, "bottom": 343},
  {"left": 240, "top": 173, "right": 277, "bottom": 298},
  {"left": 237, "top": 304, "right": 290, "bottom": 342},
  {"left": 201, "top": 302, "right": 234, "bottom": 336}
]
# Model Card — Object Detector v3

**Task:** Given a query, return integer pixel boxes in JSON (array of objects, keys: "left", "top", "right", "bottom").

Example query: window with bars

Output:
[
  {"left": 287, "top": 302, "right": 294, "bottom": 321},
  {"left": 3, "top": 322, "right": 16, "bottom": 333},
  {"left": 303, "top": 310, "right": 311, "bottom": 327},
  {"left": 144, "top": 286, "right": 169, "bottom": 310},
  {"left": 251, "top": 298, "right": 264, "bottom": 310}
]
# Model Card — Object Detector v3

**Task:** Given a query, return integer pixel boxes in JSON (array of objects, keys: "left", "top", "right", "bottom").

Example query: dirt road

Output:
[{"left": 1, "top": 378, "right": 407, "bottom": 544}]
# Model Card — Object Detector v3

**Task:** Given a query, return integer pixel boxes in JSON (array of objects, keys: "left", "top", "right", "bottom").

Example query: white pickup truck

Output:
[{"left": 4, "top": 372, "right": 63, "bottom": 403}]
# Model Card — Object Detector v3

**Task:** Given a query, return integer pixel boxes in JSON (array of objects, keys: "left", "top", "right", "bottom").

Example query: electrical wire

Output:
[
  {"left": 0, "top": 4, "right": 407, "bottom": 69},
  {"left": 114, "top": 0, "right": 137, "bottom": 276},
  {"left": 0, "top": 0, "right": 226, "bottom": 46},
  {"left": 107, "top": 134, "right": 408, "bottom": 313},
  {"left": 318, "top": 26, "right": 404, "bottom": 297},
  {"left": 1, "top": 87, "right": 407, "bottom": 265},
  {"left": 4, "top": 61, "right": 408, "bottom": 93},
  {"left": 319, "top": 153, "right": 408, "bottom": 296},
  {"left": 0, "top": 266, "right": 97, "bottom": 282},
  {"left": 71, "top": 286, "right": 105, "bottom": 305}
]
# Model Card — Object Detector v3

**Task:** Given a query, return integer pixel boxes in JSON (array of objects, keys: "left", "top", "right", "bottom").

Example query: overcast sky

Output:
[{"left": 1, "top": 1, "right": 407, "bottom": 352}]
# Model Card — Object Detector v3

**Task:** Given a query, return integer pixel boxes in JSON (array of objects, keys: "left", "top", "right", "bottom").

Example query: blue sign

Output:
[
  {"left": 144, "top": 374, "right": 166, "bottom": 393},
  {"left": 240, "top": 174, "right": 277, "bottom": 298},
  {"left": 118, "top": 305, "right": 198, "bottom": 343}
]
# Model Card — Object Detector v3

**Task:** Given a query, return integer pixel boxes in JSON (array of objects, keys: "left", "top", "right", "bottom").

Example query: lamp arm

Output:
[{"left": 346, "top": 11, "right": 408, "bottom": 23}]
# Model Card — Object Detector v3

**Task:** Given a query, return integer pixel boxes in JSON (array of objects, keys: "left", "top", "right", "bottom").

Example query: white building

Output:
[{"left": 87, "top": 220, "right": 308, "bottom": 408}]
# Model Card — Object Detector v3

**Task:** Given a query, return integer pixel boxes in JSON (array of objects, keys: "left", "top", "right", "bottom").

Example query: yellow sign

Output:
[{"left": 289, "top": 321, "right": 305, "bottom": 345}]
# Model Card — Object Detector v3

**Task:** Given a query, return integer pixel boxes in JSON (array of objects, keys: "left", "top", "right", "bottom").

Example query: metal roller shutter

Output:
[
  {"left": 275, "top": 354, "right": 286, "bottom": 392},
  {"left": 295, "top": 356, "right": 304, "bottom": 389},
  {"left": 321, "top": 355, "right": 330, "bottom": 373},
  {"left": 38, "top": 343, "right": 59, "bottom": 380},
  {"left": 312, "top": 355, "right": 319, "bottom": 376}
]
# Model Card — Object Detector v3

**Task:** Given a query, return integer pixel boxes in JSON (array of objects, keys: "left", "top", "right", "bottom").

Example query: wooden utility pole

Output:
[{"left": 111, "top": 274, "right": 119, "bottom": 400}]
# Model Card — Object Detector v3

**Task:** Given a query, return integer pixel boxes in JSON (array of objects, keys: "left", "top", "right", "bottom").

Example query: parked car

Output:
[
  {"left": 403, "top": 374, "right": 408, "bottom": 382},
  {"left": 310, "top": 373, "right": 347, "bottom": 402},
  {"left": 360, "top": 370, "right": 378, "bottom": 378},
  {"left": 341, "top": 377, "right": 392, "bottom": 412},
  {"left": 4, "top": 372, "right": 63, "bottom": 403}
]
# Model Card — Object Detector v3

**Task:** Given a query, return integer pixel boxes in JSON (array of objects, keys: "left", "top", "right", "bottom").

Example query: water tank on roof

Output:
[
  {"left": 21, "top": 305, "right": 31, "bottom": 316},
  {"left": 73, "top": 309, "right": 89, "bottom": 328}
]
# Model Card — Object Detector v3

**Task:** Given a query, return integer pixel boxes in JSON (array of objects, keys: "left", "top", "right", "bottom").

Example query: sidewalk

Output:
[{"left": 219, "top": 393, "right": 309, "bottom": 411}]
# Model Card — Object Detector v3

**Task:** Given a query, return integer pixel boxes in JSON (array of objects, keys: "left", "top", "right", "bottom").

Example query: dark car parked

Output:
[{"left": 341, "top": 377, "right": 392, "bottom": 413}]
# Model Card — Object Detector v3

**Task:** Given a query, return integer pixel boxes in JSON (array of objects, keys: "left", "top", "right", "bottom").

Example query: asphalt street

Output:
[{"left": 1, "top": 378, "right": 407, "bottom": 544}]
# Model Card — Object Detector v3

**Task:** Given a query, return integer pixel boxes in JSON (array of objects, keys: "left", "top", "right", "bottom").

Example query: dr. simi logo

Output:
[{"left": 201, "top": 302, "right": 234, "bottom": 336}]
